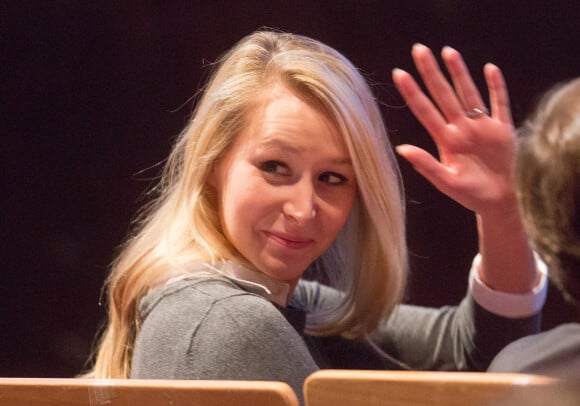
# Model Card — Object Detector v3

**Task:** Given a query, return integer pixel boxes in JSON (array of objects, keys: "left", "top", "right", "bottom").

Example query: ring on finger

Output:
[{"left": 465, "top": 106, "right": 490, "bottom": 119}]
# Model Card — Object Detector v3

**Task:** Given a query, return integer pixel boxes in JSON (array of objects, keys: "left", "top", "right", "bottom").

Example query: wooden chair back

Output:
[
  {"left": 0, "top": 377, "right": 299, "bottom": 406},
  {"left": 304, "top": 370, "right": 579, "bottom": 406}
]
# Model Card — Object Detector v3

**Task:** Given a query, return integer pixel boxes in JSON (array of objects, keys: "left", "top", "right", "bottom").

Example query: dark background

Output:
[{"left": 2, "top": 1, "right": 579, "bottom": 377}]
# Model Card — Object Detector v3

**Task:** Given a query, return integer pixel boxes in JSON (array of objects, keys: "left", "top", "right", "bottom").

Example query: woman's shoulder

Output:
[
  {"left": 131, "top": 277, "right": 316, "bottom": 382},
  {"left": 134, "top": 277, "right": 306, "bottom": 361},
  {"left": 140, "top": 277, "right": 275, "bottom": 321}
]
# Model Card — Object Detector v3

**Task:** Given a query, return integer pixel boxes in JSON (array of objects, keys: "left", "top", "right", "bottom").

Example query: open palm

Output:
[{"left": 394, "top": 45, "right": 518, "bottom": 218}]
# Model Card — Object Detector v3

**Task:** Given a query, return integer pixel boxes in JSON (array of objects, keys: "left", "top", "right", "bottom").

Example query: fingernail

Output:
[
  {"left": 392, "top": 68, "right": 407, "bottom": 81},
  {"left": 412, "top": 43, "right": 426, "bottom": 51},
  {"left": 395, "top": 145, "right": 410, "bottom": 155}
]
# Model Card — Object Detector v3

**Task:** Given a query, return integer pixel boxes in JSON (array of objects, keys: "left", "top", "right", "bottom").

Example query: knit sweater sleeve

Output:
[
  {"left": 369, "top": 295, "right": 540, "bottom": 371},
  {"left": 294, "top": 279, "right": 540, "bottom": 371}
]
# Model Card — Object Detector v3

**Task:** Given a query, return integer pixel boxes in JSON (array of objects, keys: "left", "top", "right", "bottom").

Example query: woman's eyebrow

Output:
[
  {"left": 330, "top": 157, "right": 352, "bottom": 165},
  {"left": 255, "top": 138, "right": 300, "bottom": 154},
  {"left": 256, "top": 138, "right": 352, "bottom": 165}
]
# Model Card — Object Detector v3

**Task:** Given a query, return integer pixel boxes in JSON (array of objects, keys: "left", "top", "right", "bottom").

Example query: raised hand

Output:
[
  {"left": 394, "top": 44, "right": 540, "bottom": 294},
  {"left": 393, "top": 44, "right": 518, "bottom": 218}
]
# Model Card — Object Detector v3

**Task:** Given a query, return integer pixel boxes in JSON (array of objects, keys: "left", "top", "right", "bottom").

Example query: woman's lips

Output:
[{"left": 265, "top": 231, "right": 314, "bottom": 249}]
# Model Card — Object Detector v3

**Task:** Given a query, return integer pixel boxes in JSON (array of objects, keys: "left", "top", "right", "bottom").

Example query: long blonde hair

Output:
[{"left": 89, "top": 30, "right": 408, "bottom": 378}]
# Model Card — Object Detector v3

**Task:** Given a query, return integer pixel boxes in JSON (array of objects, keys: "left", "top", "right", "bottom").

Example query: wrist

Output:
[
  {"left": 477, "top": 190, "right": 521, "bottom": 223},
  {"left": 476, "top": 213, "right": 538, "bottom": 293}
]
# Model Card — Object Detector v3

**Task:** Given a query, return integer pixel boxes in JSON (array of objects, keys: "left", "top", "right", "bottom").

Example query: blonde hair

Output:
[
  {"left": 516, "top": 77, "right": 580, "bottom": 309},
  {"left": 89, "top": 30, "right": 408, "bottom": 378}
]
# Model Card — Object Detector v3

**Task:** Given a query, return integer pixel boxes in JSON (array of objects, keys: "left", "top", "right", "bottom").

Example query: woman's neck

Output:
[{"left": 172, "top": 260, "right": 293, "bottom": 306}]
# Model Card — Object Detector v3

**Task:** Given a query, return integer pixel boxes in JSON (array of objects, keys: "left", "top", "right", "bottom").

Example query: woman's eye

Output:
[
  {"left": 320, "top": 172, "right": 347, "bottom": 185},
  {"left": 258, "top": 160, "right": 289, "bottom": 176}
]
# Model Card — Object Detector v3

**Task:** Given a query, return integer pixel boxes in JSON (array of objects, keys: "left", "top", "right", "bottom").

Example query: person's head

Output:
[
  {"left": 92, "top": 30, "right": 408, "bottom": 377},
  {"left": 209, "top": 82, "right": 358, "bottom": 289},
  {"left": 516, "top": 77, "right": 580, "bottom": 310}
]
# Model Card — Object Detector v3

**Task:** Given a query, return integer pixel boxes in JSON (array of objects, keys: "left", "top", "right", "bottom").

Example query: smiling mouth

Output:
[{"left": 265, "top": 231, "right": 314, "bottom": 249}]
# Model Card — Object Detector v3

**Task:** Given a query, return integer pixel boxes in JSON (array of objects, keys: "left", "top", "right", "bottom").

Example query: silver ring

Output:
[{"left": 466, "top": 107, "right": 489, "bottom": 119}]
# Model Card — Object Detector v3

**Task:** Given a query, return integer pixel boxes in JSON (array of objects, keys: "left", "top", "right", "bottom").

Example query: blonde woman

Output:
[{"left": 88, "top": 31, "right": 545, "bottom": 402}]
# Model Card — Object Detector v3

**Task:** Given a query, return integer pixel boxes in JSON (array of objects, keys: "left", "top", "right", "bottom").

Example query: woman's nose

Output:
[{"left": 283, "top": 179, "right": 317, "bottom": 221}]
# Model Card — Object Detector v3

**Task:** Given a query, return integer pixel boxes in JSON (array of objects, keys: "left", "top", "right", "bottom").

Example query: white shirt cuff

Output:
[{"left": 469, "top": 253, "right": 548, "bottom": 318}]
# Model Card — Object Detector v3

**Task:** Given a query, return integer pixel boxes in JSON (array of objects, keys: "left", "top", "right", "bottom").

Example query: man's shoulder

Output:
[
  {"left": 507, "top": 323, "right": 580, "bottom": 350},
  {"left": 489, "top": 322, "right": 580, "bottom": 378}
]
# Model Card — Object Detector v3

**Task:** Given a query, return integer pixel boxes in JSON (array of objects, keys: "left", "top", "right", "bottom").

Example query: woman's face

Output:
[{"left": 211, "top": 83, "right": 357, "bottom": 288}]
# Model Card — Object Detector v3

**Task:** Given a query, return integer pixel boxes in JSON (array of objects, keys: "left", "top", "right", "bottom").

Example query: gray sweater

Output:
[
  {"left": 131, "top": 277, "right": 541, "bottom": 404},
  {"left": 131, "top": 278, "right": 318, "bottom": 403}
]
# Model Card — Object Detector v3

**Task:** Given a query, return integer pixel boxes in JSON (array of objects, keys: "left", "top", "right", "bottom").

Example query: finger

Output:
[
  {"left": 392, "top": 68, "right": 448, "bottom": 143},
  {"left": 484, "top": 63, "right": 513, "bottom": 124},
  {"left": 395, "top": 144, "right": 454, "bottom": 196},
  {"left": 441, "top": 46, "right": 486, "bottom": 112},
  {"left": 411, "top": 43, "right": 464, "bottom": 122}
]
